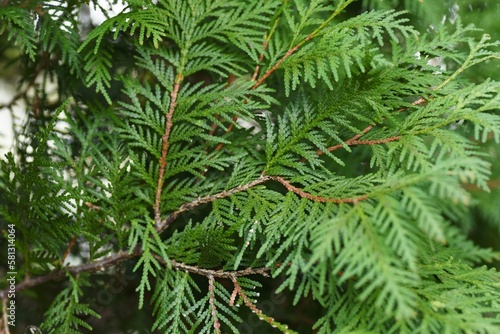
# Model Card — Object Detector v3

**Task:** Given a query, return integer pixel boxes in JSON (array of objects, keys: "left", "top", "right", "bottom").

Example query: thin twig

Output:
[
  {"left": 251, "top": 2, "right": 282, "bottom": 82},
  {"left": 155, "top": 174, "right": 272, "bottom": 233},
  {"left": 0, "top": 249, "right": 142, "bottom": 299},
  {"left": 252, "top": 0, "right": 353, "bottom": 90},
  {"left": 213, "top": 10, "right": 278, "bottom": 150},
  {"left": 251, "top": 41, "right": 270, "bottom": 82},
  {"left": 252, "top": 41, "right": 304, "bottom": 90},
  {"left": 207, "top": 74, "right": 237, "bottom": 139},
  {"left": 169, "top": 260, "right": 270, "bottom": 279},
  {"left": 0, "top": 177, "right": 275, "bottom": 298},
  {"left": 214, "top": 115, "right": 238, "bottom": 151},
  {"left": 317, "top": 98, "right": 427, "bottom": 156},
  {"left": 61, "top": 235, "right": 77, "bottom": 264},
  {"left": 208, "top": 275, "right": 221, "bottom": 334},
  {"left": 156, "top": 169, "right": 371, "bottom": 235},
  {"left": 0, "top": 247, "right": 270, "bottom": 300},
  {"left": 229, "top": 278, "right": 239, "bottom": 307},
  {"left": 230, "top": 275, "right": 260, "bottom": 313},
  {"left": 154, "top": 73, "right": 183, "bottom": 226},
  {"left": 318, "top": 135, "right": 402, "bottom": 155},
  {"left": 229, "top": 275, "right": 295, "bottom": 332},
  {"left": 269, "top": 175, "right": 368, "bottom": 204}
]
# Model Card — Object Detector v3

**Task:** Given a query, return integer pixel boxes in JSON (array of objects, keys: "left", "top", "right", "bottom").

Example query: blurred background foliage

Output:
[{"left": 0, "top": 1, "right": 499, "bottom": 333}]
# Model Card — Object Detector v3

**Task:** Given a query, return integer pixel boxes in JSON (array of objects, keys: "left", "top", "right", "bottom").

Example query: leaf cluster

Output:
[{"left": 1, "top": 1, "right": 499, "bottom": 333}]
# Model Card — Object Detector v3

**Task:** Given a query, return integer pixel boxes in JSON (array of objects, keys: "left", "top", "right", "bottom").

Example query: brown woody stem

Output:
[
  {"left": 155, "top": 174, "right": 272, "bottom": 233},
  {"left": 154, "top": 73, "right": 183, "bottom": 227},
  {"left": 318, "top": 98, "right": 427, "bottom": 156},
  {"left": 208, "top": 274, "right": 221, "bottom": 333},
  {"left": 269, "top": 175, "right": 368, "bottom": 204},
  {"left": 0, "top": 247, "right": 269, "bottom": 299},
  {"left": 252, "top": 39, "right": 306, "bottom": 90}
]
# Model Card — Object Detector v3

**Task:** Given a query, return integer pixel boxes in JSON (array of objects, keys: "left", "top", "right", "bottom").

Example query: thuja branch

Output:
[
  {"left": 155, "top": 171, "right": 372, "bottom": 235},
  {"left": 229, "top": 276, "right": 298, "bottom": 333},
  {"left": 212, "top": 1, "right": 352, "bottom": 150},
  {"left": 155, "top": 174, "right": 272, "bottom": 233},
  {"left": 211, "top": 7, "right": 283, "bottom": 151},
  {"left": 252, "top": 39, "right": 303, "bottom": 90},
  {"left": 0, "top": 248, "right": 270, "bottom": 300},
  {"left": 169, "top": 260, "right": 269, "bottom": 279},
  {"left": 317, "top": 97, "right": 427, "bottom": 156},
  {"left": 154, "top": 73, "right": 183, "bottom": 226},
  {"left": 208, "top": 274, "right": 221, "bottom": 334},
  {"left": 269, "top": 175, "right": 368, "bottom": 204},
  {"left": 250, "top": 7, "right": 282, "bottom": 82},
  {"left": 0, "top": 249, "right": 141, "bottom": 299},
  {"left": 211, "top": 1, "right": 355, "bottom": 153},
  {"left": 434, "top": 34, "right": 500, "bottom": 91},
  {"left": 317, "top": 134, "right": 402, "bottom": 155},
  {"left": 251, "top": 41, "right": 269, "bottom": 82},
  {"left": 252, "top": 0, "right": 355, "bottom": 89}
]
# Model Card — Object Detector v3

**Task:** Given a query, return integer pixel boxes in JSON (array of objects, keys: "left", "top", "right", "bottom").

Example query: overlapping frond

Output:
[
  {"left": 0, "top": 6, "right": 37, "bottom": 60},
  {"left": 281, "top": 9, "right": 417, "bottom": 95},
  {"left": 40, "top": 273, "right": 100, "bottom": 333},
  {"left": 129, "top": 215, "right": 170, "bottom": 308},
  {"left": 0, "top": 102, "right": 88, "bottom": 259},
  {"left": 151, "top": 270, "right": 204, "bottom": 333},
  {"left": 39, "top": 3, "right": 82, "bottom": 77}
]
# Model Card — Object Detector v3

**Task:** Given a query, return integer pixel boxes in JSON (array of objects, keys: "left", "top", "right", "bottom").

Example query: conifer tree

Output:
[{"left": 1, "top": 1, "right": 499, "bottom": 333}]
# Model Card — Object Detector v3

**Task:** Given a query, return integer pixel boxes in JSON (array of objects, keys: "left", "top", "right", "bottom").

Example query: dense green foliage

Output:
[{"left": 1, "top": 0, "right": 499, "bottom": 333}]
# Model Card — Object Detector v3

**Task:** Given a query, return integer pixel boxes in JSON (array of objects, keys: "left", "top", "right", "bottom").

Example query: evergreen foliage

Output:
[{"left": 0, "top": 0, "right": 499, "bottom": 333}]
